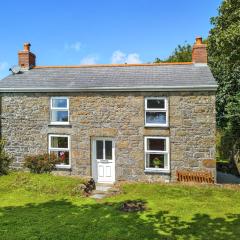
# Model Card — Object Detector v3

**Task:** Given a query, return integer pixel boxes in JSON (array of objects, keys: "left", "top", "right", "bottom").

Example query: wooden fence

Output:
[{"left": 176, "top": 170, "right": 214, "bottom": 184}]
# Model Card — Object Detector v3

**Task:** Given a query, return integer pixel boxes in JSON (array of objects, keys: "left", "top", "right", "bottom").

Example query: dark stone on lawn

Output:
[
  {"left": 120, "top": 200, "right": 147, "bottom": 212},
  {"left": 82, "top": 178, "right": 96, "bottom": 196}
]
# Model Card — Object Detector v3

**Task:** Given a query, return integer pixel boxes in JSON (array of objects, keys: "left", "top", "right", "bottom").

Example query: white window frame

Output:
[
  {"left": 48, "top": 134, "right": 71, "bottom": 169},
  {"left": 145, "top": 97, "right": 168, "bottom": 127},
  {"left": 144, "top": 136, "right": 170, "bottom": 173},
  {"left": 50, "top": 97, "right": 69, "bottom": 125}
]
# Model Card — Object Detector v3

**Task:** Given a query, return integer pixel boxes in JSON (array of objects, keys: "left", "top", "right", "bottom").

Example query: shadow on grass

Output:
[{"left": 0, "top": 199, "right": 240, "bottom": 240}]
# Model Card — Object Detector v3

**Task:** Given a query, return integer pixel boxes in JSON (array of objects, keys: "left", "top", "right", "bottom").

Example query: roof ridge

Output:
[{"left": 32, "top": 62, "right": 193, "bottom": 69}]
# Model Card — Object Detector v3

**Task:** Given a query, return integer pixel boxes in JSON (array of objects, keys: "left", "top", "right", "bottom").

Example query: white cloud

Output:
[
  {"left": 80, "top": 55, "right": 98, "bottom": 65},
  {"left": 111, "top": 50, "right": 141, "bottom": 64},
  {"left": 126, "top": 53, "right": 141, "bottom": 64},
  {"left": 111, "top": 50, "right": 126, "bottom": 64},
  {"left": 65, "top": 41, "right": 82, "bottom": 52},
  {"left": 0, "top": 62, "right": 8, "bottom": 72}
]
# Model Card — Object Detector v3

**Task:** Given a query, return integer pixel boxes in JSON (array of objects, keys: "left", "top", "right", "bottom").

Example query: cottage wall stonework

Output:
[{"left": 0, "top": 91, "right": 216, "bottom": 182}]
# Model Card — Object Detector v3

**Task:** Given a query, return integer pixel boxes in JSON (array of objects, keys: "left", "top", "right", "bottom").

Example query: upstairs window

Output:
[
  {"left": 144, "top": 136, "right": 170, "bottom": 172},
  {"left": 50, "top": 97, "right": 69, "bottom": 124},
  {"left": 49, "top": 134, "right": 70, "bottom": 168},
  {"left": 145, "top": 97, "right": 168, "bottom": 127}
]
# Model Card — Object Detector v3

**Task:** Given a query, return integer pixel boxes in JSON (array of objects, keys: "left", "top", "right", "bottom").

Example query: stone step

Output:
[
  {"left": 90, "top": 193, "right": 106, "bottom": 199},
  {"left": 90, "top": 183, "right": 117, "bottom": 199},
  {"left": 96, "top": 183, "right": 114, "bottom": 187},
  {"left": 92, "top": 190, "right": 108, "bottom": 194},
  {"left": 95, "top": 185, "right": 112, "bottom": 192}
]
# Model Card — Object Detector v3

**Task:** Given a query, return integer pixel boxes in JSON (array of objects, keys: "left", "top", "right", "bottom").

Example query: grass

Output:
[{"left": 1, "top": 172, "right": 240, "bottom": 239}]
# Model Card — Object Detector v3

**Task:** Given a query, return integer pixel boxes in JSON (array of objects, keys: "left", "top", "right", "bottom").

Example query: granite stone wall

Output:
[{"left": 0, "top": 91, "right": 216, "bottom": 182}]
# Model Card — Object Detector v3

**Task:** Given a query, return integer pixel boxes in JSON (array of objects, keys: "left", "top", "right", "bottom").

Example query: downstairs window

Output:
[
  {"left": 144, "top": 136, "right": 170, "bottom": 172},
  {"left": 49, "top": 134, "right": 70, "bottom": 168}
]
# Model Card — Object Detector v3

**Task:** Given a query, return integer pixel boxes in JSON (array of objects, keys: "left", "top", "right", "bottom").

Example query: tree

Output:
[
  {"left": 208, "top": 0, "right": 240, "bottom": 167},
  {"left": 208, "top": 0, "right": 240, "bottom": 128},
  {"left": 154, "top": 43, "right": 192, "bottom": 63}
]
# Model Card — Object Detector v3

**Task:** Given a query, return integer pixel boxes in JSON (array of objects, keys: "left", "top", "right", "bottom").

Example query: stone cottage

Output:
[{"left": 0, "top": 37, "right": 217, "bottom": 183}]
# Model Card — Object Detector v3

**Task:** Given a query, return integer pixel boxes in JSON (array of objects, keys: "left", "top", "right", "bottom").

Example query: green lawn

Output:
[{"left": 0, "top": 172, "right": 240, "bottom": 240}]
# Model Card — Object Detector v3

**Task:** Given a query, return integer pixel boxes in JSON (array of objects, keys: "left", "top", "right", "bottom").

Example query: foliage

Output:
[
  {"left": 154, "top": 43, "right": 192, "bottom": 63},
  {"left": 208, "top": 0, "right": 240, "bottom": 129},
  {"left": 1, "top": 174, "right": 240, "bottom": 239},
  {"left": 208, "top": 0, "right": 240, "bottom": 167},
  {"left": 24, "top": 153, "right": 59, "bottom": 173},
  {"left": 0, "top": 139, "right": 12, "bottom": 176},
  {"left": 216, "top": 129, "right": 240, "bottom": 175},
  {"left": 153, "top": 157, "right": 161, "bottom": 167}
]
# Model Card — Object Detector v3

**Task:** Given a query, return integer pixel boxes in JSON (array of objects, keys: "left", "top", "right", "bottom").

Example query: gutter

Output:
[{"left": 0, "top": 85, "right": 218, "bottom": 93}]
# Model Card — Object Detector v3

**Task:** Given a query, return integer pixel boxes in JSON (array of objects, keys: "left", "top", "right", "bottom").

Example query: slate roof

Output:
[{"left": 0, "top": 63, "right": 217, "bottom": 92}]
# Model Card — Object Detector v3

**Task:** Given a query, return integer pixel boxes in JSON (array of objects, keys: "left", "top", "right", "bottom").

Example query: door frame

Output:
[{"left": 91, "top": 137, "right": 116, "bottom": 183}]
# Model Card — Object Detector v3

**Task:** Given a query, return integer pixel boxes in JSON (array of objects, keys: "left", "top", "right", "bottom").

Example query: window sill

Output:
[
  {"left": 144, "top": 169, "right": 170, "bottom": 174},
  {"left": 56, "top": 165, "right": 71, "bottom": 170},
  {"left": 48, "top": 123, "right": 72, "bottom": 128},
  {"left": 145, "top": 125, "right": 169, "bottom": 128}
]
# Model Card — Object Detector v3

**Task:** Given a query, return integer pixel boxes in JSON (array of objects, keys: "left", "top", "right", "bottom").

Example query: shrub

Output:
[
  {"left": 24, "top": 153, "right": 59, "bottom": 174},
  {"left": 0, "top": 139, "right": 12, "bottom": 175},
  {"left": 216, "top": 129, "right": 240, "bottom": 175}
]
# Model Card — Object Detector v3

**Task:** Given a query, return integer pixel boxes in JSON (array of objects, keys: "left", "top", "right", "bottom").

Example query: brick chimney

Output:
[
  {"left": 18, "top": 43, "right": 36, "bottom": 69},
  {"left": 192, "top": 37, "right": 207, "bottom": 64}
]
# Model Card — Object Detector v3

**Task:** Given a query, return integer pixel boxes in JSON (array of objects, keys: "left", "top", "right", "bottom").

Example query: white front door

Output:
[{"left": 92, "top": 138, "right": 115, "bottom": 183}]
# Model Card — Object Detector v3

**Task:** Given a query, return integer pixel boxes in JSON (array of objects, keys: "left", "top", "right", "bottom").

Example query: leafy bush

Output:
[
  {"left": 0, "top": 139, "right": 12, "bottom": 175},
  {"left": 216, "top": 129, "right": 240, "bottom": 175},
  {"left": 24, "top": 153, "right": 59, "bottom": 174}
]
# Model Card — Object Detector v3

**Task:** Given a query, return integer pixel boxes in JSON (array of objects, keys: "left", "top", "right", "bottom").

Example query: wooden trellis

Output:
[{"left": 176, "top": 170, "right": 214, "bottom": 184}]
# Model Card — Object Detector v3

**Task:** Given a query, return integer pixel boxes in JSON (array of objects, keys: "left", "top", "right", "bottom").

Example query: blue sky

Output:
[{"left": 0, "top": 0, "right": 222, "bottom": 79}]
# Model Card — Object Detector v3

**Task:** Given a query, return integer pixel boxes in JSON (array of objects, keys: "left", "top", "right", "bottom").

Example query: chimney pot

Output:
[
  {"left": 24, "top": 43, "right": 31, "bottom": 51},
  {"left": 195, "top": 37, "right": 203, "bottom": 45}
]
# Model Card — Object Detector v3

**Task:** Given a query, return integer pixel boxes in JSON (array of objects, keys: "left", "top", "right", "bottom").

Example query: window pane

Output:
[
  {"left": 146, "top": 112, "right": 166, "bottom": 124},
  {"left": 51, "top": 136, "right": 68, "bottom": 148},
  {"left": 147, "top": 138, "right": 166, "bottom": 151},
  {"left": 105, "top": 141, "right": 112, "bottom": 160},
  {"left": 96, "top": 140, "right": 103, "bottom": 159},
  {"left": 51, "top": 110, "right": 68, "bottom": 122},
  {"left": 52, "top": 98, "right": 67, "bottom": 108},
  {"left": 146, "top": 153, "right": 167, "bottom": 169},
  {"left": 147, "top": 99, "right": 165, "bottom": 109},
  {"left": 51, "top": 151, "right": 69, "bottom": 165}
]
